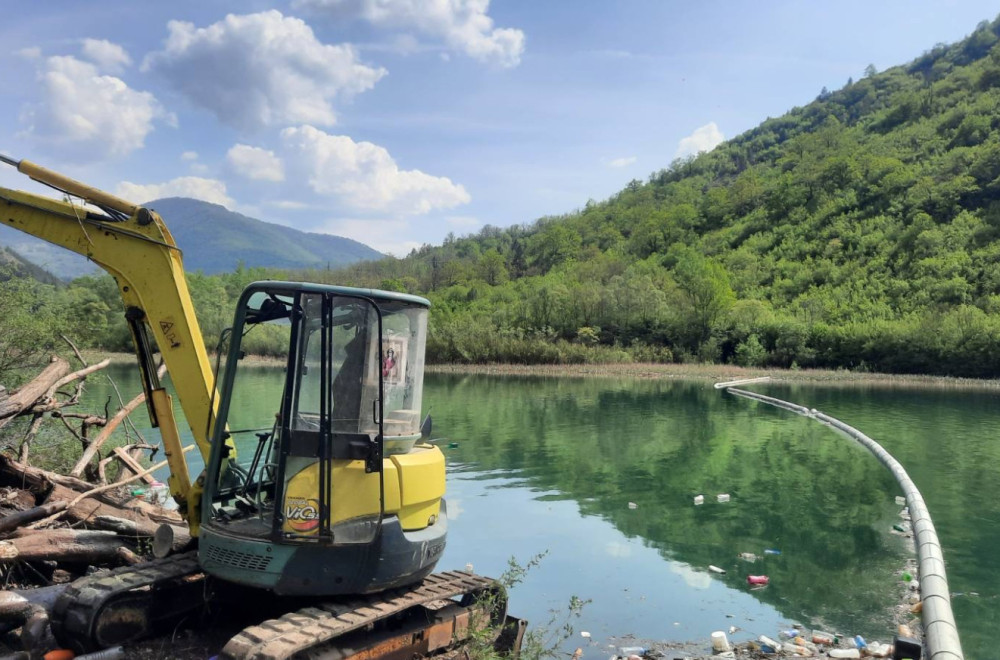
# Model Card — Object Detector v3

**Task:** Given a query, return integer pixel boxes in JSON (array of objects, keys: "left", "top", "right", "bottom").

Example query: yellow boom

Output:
[{"left": 0, "top": 155, "right": 216, "bottom": 533}]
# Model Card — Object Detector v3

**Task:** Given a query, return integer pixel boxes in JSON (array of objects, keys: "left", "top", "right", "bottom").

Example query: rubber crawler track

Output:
[
  {"left": 221, "top": 571, "right": 500, "bottom": 660},
  {"left": 51, "top": 551, "right": 202, "bottom": 652}
]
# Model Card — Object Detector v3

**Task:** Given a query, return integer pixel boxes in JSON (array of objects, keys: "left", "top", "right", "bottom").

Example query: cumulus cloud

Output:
[
  {"left": 674, "top": 122, "right": 724, "bottom": 160},
  {"left": 608, "top": 156, "right": 636, "bottom": 168},
  {"left": 20, "top": 55, "right": 169, "bottom": 159},
  {"left": 294, "top": 0, "right": 525, "bottom": 67},
  {"left": 15, "top": 47, "right": 41, "bottom": 60},
  {"left": 321, "top": 218, "right": 418, "bottom": 256},
  {"left": 80, "top": 38, "right": 132, "bottom": 73},
  {"left": 117, "top": 176, "right": 234, "bottom": 207},
  {"left": 227, "top": 144, "right": 285, "bottom": 182},
  {"left": 142, "top": 11, "right": 386, "bottom": 130},
  {"left": 281, "top": 125, "right": 470, "bottom": 215}
]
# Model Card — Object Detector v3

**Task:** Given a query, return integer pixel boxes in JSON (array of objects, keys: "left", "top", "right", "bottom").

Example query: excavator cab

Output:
[{"left": 199, "top": 281, "right": 447, "bottom": 596}]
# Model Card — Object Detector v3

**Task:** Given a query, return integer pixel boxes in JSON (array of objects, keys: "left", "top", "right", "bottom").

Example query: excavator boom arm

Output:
[{"left": 0, "top": 158, "right": 217, "bottom": 528}]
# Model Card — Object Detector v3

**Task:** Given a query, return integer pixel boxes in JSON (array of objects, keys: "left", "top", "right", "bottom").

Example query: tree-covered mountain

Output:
[
  {"left": 0, "top": 197, "right": 383, "bottom": 278},
  {"left": 285, "top": 15, "right": 1000, "bottom": 377},
  {"left": 7, "top": 17, "right": 1000, "bottom": 378},
  {"left": 0, "top": 246, "right": 60, "bottom": 285}
]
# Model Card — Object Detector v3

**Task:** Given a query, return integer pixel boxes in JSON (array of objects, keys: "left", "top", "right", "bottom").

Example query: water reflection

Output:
[{"left": 77, "top": 367, "right": 999, "bottom": 657}]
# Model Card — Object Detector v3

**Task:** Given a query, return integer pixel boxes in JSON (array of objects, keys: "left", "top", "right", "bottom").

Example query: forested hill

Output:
[
  {"left": 0, "top": 197, "right": 384, "bottom": 278},
  {"left": 7, "top": 17, "right": 1000, "bottom": 379},
  {"left": 296, "top": 15, "right": 1000, "bottom": 377}
]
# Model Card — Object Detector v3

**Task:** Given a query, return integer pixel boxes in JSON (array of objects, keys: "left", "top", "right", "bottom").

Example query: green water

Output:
[{"left": 80, "top": 367, "right": 998, "bottom": 657}]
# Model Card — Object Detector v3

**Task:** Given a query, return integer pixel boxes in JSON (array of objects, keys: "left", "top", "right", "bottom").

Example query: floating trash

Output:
[
  {"left": 693, "top": 495, "right": 704, "bottom": 505},
  {"left": 708, "top": 565, "right": 725, "bottom": 574},
  {"left": 716, "top": 493, "right": 730, "bottom": 503},
  {"left": 627, "top": 502, "right": 638, "bottom": 509}
]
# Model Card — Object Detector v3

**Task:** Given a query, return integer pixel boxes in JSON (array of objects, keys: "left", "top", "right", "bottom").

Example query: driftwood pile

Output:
[{"left": 0, "top": 352, "right": 189, "bottom": 656}]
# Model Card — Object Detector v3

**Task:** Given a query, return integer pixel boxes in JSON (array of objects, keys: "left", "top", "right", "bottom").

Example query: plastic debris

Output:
[
  {"left": 465, "top": 562, "right": 474, "bottom": 572},
  {"left": 580, "top": 631, "right": 591, "bottom": 639},
  {"left": 866, "top": 641, "right": 891, "bottom": 657},
  {"left": 829, "top": 650, "right": 860, "bottom": 659},
  {"left": 763, "top": 548, "right": 781, "bottom": 555},
  {"left": 447, "top": 442, "right": 459, "bottom": 448},
  {"left": 746, "top": 575, "right": 769, "bottom": 585},
  {"left": 738, "top": 552, "right": 757, "bottom": 562},
  {"left": 710, "top": 632, "right": 731, "bottom": 654},
  {"left": 757, "top": 636, "right": 780, "bottom": 654},
  {"left": 779, "top": 630, "right": 799, "bottom": 639},
  {"left": 708, "top": 565, "right": 726, "bottom": 574},
  {"left": 618, "top": 647, "right": 645, "bottom": 656},
  {"left": 628, "top": 502, "right": 638, "bottom": 509},
  {"left": 716, "top": 493, "right": 730, "bottom": 503},
  {"left": 895, "top": 495, "right": 906, "bottom": 506},
  {"left": 853, "top": 635, "right": 866, "bottom": 649},
  {"left": 693, "top": 495, "right": 704, "bottom": 505},
  {"left": 781, "top": 642, "right": 812, "bottom": 656},
  {"left": 811, "top": 630, "right": 836, "bottom": 645},
  {"left": 76, "top": 648, "right": 125, "bottom": 660},
  {"left": 728, "top": 626, "right": 737, "bottom": 635}
]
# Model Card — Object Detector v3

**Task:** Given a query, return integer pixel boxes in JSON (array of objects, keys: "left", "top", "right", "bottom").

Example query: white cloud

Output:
[
  {"left": 294, "top": 0, "right": 525, "bottom": 67},
  {"left": 15, "top": 47, "right": 41, "bottom": 60},
  {"left": 267, "top": 200, "right": 310, "bottom": 210},
  {"left": 80, "top": 38, "right": 132, "bottom": 74},
  {"left": 116, "top": 176, "right": 234, "bottom": 207},
  {"left": 281, "top": 125, "right": 470, "bottom": 215},
  {"left": 20, "top": 55, "right": 169, "bottom": 159},
  {"left": 674, "top": 122, "right": 724, "bottom": 160},
  {"left": 608, "top": 156, "right": 636, "bottom": 168},
  {"left": 142, "top": 10, "right": 386, "bottom": 130},
  {"left": 446, "top": 215, "right": 480, "bottom": 229},
  {"left": 321, "top": 217, "right": 417, "bottom": 256},
  {"left": 227, "top": 144, "right": 285, "bottom": 182},
  {"left": 180, "top": 151, "right": 199, "bottom": 161}
]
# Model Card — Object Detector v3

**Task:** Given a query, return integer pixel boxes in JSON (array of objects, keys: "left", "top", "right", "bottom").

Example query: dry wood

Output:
[
  {"left": 0, "top": 456, "right": 191, "bottom": 550},
  {"left": 43, "top": 359, "right": 110, "bottom": 399},
  {"left": 113, "top": 446, "right": 156, "bottom": 484},
  {"left": 0, "top": 358, "right": 69, "bottom": 430},
  {"left": 69, "top": 362, "right": 166, "bottom": 478},
  {"left": 0, "top": 502, "right": 67, "bottom": 535},
  {"left": 0, "top": 529, "right": 126, "bottom": 564}
]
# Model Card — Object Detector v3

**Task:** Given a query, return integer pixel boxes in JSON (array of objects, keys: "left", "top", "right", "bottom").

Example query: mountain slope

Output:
[
  {"left": 0, "top": 197, "right": 384, "bottom": 278},
  {"left": 0, "top": 246, "right": 60, "bottom": 284},
  {"left": 309, "top": 15, "right": 1000, "bottom": 376}
]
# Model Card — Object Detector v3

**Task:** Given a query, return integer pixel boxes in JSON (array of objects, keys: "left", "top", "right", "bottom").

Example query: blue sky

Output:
[{"left": 1, "top": 1, "right": 998, "bottom": 256}]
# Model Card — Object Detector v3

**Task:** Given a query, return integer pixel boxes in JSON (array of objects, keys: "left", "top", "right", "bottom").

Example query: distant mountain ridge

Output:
[{"left": 0, "top": 197, "right": 384, "bottom": 279}]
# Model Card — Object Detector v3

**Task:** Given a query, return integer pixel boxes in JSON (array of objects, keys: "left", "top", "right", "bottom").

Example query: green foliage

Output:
[
  {"left": 0, "top": 270, "right": 65, "bottom": 385},
  {"left": 17, "top": 16, "right": 1000, "bottom": 377}
]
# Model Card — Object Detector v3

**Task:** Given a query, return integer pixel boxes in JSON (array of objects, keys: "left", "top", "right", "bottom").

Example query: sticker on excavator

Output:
[{"left": 283, "top": 465, "right": 321, "bottom": 535}]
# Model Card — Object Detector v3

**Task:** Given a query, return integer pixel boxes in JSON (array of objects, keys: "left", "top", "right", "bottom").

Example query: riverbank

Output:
[{"left": 81, "top": 351, "right": 1000, "bottom": 391}]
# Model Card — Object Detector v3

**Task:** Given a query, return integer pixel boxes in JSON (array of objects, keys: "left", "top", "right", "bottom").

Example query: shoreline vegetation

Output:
[{"left": 84, "top": 351, "right": 1000, "bottom": 391}]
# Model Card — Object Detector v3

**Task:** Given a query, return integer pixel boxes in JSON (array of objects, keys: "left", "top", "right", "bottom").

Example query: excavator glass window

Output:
[{"left": 205, "top": 284, "right": 428, "bottom": 547}]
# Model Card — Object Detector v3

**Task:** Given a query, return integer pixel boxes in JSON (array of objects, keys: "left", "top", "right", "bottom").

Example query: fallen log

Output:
[
  {"left": 0, "top": 529, "right": 126, "bottom": 564},
  {"left": 0, "top": 502, "right": 67, "bottom": 536},
  {"left": 0, "top": 456, "right": 191, "bottom": 551},
  {"left": 0, "top": 358, "right": 70, "bottom": 431},
  {"left": 69, "top": 362, "right": 166, "bottom": 478},
  {"left": 113, "top": 446, "right": 156, "bottom": 484}
]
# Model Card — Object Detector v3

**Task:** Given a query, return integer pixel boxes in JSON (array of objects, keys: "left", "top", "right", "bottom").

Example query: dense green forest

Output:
[{"left": 7, "top": 17, "right": 1000, "bottom": 380}]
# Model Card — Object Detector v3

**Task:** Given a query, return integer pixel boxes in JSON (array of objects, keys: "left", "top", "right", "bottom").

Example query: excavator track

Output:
[
  {"left": 222, "top": 571, "right": 503, "bottom": 660},
  {"left": 51, "top": 551, "right": 203, "bottom": 653}
]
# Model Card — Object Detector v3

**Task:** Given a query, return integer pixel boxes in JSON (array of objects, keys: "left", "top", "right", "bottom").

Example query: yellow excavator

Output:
[{"left": 0, "top": 155, "right": 523, "bottom": 659}]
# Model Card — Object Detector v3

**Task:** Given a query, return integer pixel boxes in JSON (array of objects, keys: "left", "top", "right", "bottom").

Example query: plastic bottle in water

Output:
[
  {"left": 853, "top": 634, "right": 867, "bottom": 649},
  {"left": 746, "top": 574, "right": 769, "bottom": 585},
  {"left": 75, "top": 647, "right": 126, "bottom": 660}
]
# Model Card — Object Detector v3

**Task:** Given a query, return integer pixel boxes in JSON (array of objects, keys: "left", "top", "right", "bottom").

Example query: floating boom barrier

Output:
[{"left": 716, "top": 378, "right": 964, "bottom": 660}]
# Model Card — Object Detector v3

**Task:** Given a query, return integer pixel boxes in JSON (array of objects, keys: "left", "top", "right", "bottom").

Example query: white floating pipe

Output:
[{"left": 722, "top": 385, "right": 964, "bottom": 660}]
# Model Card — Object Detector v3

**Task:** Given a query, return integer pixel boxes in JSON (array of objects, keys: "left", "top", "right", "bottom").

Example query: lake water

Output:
[{"left": 80, "top": 366, "right": 999, "bottom": 658}]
